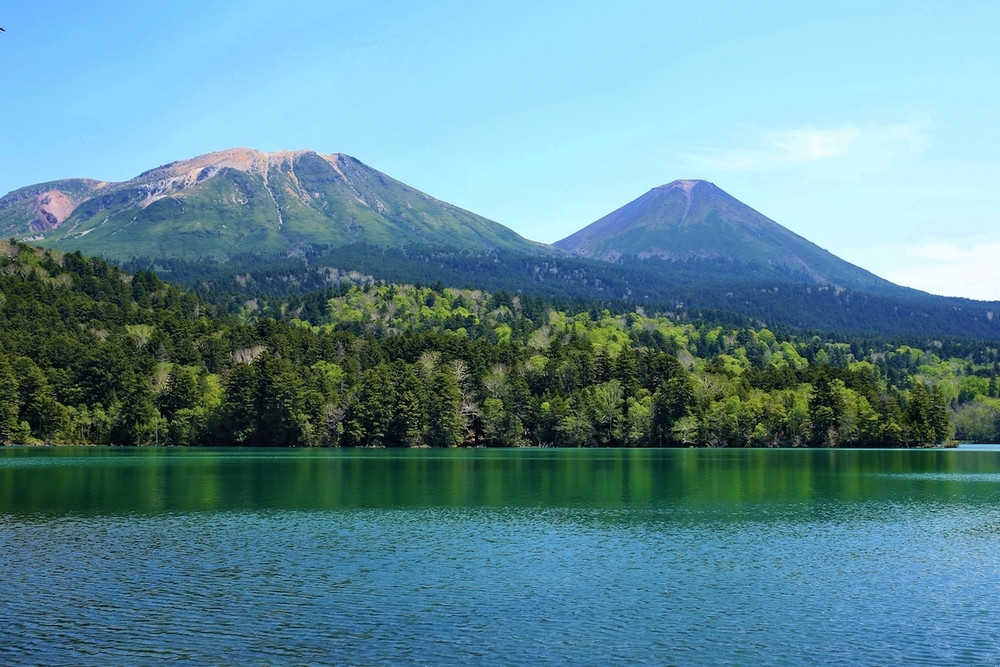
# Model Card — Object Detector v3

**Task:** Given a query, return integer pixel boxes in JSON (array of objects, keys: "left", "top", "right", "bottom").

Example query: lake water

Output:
[{"left": 3, "top": 447, "right": 1000, "bottom": 665}]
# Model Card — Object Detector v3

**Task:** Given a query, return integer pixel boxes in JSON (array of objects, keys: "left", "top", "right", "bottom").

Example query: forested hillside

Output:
[
  {"left": 2, "top": 240, "right": 999, "bottom": 447},
  {"left": 127, "top": 243, "right": 1000, "bottom": 341},
  {"left": 9, "top": 148, "right": 999, "bottom": 342}
]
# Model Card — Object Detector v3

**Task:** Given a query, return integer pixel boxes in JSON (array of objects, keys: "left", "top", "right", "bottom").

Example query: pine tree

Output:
[
  {"left": 159, "top": 366, "right": 199, "bottom": 421},
  {"left": 344, "top": 364, "right": 395, "bottom": 447},
  {"left": 0, "top": 356, "right": 19, "bottom": 443},
  {"left": 904, "top": 383, "right": 934, "bottom": 446},
  {"left": 927, "top": 385, "right": 952, "bottom": 444},
  {"left": 221, "top": 362, "right": 261, "bottom": 445},
  {"left": 425, "top": 366, "right": 464, "bottom": 447},
  {"left": 651, "top": 374, "right": 694, "bottom": 446},
  {"left": 388, "top": 362, "right": 425, "bottom": 447}
]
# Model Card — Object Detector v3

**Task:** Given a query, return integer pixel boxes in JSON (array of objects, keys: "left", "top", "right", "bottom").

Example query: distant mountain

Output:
[
  {"left": 554, "top": 179, "right": 899, "bottom": 294},
  {"left": 0, "top": 148, "right": 543, "bottom": 261},
  {"left": 6, "top": 156, "right": 1000, "bottom": 340}
]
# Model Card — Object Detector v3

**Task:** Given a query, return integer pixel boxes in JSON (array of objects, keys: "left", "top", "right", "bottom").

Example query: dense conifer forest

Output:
[
  {"left": 3, "top": 240, "right": 999, "bottom": 447},
  {"left": 125, "top": 243, "right": 1000, "bottom": 341}
]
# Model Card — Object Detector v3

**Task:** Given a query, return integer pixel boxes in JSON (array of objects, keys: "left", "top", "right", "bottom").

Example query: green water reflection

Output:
[{"left": 3, "top": 447, "right": 1000, "bottom": 516}]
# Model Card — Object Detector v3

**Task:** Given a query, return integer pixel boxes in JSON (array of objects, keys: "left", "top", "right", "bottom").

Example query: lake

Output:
[{"left": 2, "top": 446, "right": 1000, "bottom": 665}]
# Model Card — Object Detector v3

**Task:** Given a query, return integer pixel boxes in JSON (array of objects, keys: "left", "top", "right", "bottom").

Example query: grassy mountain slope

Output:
[
  {"left": 0, "top": 149, "right": 542, "bottom": 261},
  {"left": 555, "top": 179, "right": 901, "bottom": 295}
]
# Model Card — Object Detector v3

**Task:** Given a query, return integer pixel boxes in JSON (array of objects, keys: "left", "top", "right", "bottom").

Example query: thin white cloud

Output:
[
  {"left": 907, "top": 213, "right": 1000, "bottom": 241},
  {"left": 686, "top": 122, "right": 929, "bottom": 172},
  {"left": 883, "top": 239, "right": 1000, "bottom": 300},
  {"left": 905, "top": 241, "right": 965, "bottom": 261},
  {"left": 769, "top": 126, "right": 858, "bottom": 162}
]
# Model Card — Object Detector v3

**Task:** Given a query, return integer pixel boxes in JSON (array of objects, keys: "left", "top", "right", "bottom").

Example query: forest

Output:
[
  {"left": 125, "top": 242, "right": 1000, "bottom": 340},
  {"left": 3, "top": 240, "right": 999, "bottom": 447}
]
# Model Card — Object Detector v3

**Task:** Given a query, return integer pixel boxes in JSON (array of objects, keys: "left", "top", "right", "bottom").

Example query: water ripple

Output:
[
  {"left": 3, "top": 504, "right": 1000, "bottom": 665},
  {"left": 5, "top": 448, "right": 1000, "bottom": 664}
]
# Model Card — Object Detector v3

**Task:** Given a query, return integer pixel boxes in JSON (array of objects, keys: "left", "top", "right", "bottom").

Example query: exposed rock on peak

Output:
[
  {"left": 146, "top": 148, "right": 344, "bottom": 180},
  {"left": 0, "top": 149, "right": 540, "bottom": 261},
  {"left": 655, "top": 178, "right": 703, "bottom": 194},
  {"left": 31, "top": 190, "right": 84, "bottom": 231}
]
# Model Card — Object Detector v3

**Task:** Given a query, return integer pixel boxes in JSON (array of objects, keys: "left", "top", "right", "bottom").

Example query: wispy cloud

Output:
[
  {"left": 905, "top": 241, "right": 966, "bottom": 261},
  {"left": 768, "top": 126, "right": 858, "bottom": 162},
  {"left": 881, "top": 239, "right": 1000, "bottom": 301},
  {"left": 907, "top": 213, "right": 1000, "bottom": 241},
  {"left": 685, "top": 122, "right": 929, "bottom": 172}
]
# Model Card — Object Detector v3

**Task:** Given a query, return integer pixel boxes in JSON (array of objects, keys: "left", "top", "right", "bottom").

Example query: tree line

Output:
[
  {"left": 2, "top": 240, "right": 995, "bottom": 447},
  {"left": 124, "top": 242, "right": 1000, "bottom": 341}
]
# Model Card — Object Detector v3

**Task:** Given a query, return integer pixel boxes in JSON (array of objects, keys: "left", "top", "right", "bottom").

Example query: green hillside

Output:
[
  {"left": 6, "top": 239, "right": 997, "bottom": 448},
  {"left": 0, "top": 149, "right": 543, "bottom": 261},
  {"left": 5, "top": 155, "right": 1000, "bottom": 343},
  {"left": 130, "top": 243, "right": 1000, "bottom": 341}
]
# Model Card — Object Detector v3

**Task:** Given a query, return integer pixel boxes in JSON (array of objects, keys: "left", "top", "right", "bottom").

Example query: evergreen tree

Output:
[
  {"left": 904, "top": 383, "right": 949, "bottom": 445},
  {"left": 256, "top": 358, "right": 314, "bottom": 447},
  {"left": 344, "top": 365, "right": 396, "bottom": 447},
  {"left": 387, "top": 362, "right": 425, "bottom": 447},
  {"left": 159, "top": 366, "right": 199, "bottom": 421},
  {"left": 651, "top": 374, "right": 694, "bottom": 446},
  {"left": 0, "top": 356, "right": 19, "bottom": 443},
  {"left": 221, "top": 363, "right": 261, "bottom": 445},
  {"left": 425, "top": 366, "right": 464, "bottom": 447}
]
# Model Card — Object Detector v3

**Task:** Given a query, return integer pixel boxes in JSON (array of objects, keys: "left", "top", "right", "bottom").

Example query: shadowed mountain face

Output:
[
  {"left": 554, "top": 180, "right": 898, "bottom": 293},
  {"left": 0, "top": 148, "right": 542, "bottom": 261}
]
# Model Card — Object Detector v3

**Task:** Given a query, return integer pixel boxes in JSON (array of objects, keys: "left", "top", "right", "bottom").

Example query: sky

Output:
[{"left": 2, "top": 1, "right": 999, "bottom": 299}]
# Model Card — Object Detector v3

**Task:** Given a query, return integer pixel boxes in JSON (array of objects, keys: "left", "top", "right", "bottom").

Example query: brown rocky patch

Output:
[{"left": 30, "top": 190, "right": 80, "bottom": 231}]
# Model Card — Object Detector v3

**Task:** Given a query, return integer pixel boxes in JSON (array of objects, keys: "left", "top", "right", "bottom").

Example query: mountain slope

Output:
[
  {"left": 0, "top": 148, "right": 542, "bottom": 261},
  {"left": 554, "top": 179, "right": 898, "bottom": 294}
]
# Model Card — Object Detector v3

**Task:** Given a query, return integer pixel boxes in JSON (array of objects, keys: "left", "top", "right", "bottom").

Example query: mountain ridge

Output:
[
  {"left": 0, "top": 148, "right": 543, "bottom": 261},
  {"left": 0, "top": 150, "right": 992, "bottom": 319},
  {"left": 2, "top": 150, "right": 999, "bottom": 339}
]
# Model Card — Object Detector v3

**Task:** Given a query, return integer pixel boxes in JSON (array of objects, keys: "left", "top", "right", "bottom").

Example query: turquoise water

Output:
[{"left": 2, "top": 447, "right": 1000, "bottom": 665}]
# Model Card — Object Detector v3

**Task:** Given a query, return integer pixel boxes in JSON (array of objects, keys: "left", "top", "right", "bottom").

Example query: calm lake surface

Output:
[{"left": 3, "top": 447, "right": 1000, "bottom": 665}]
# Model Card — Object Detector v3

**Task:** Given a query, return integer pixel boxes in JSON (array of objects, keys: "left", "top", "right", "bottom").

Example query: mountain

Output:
[
  {"left": 554, "top": 179, "right": 899, "bottom": 294},
  {"left": 0, "top": 148, "right": 543, "bottom": 261},
  {"left": 5, "top": 156, "right": 999, "bottom": 340}
]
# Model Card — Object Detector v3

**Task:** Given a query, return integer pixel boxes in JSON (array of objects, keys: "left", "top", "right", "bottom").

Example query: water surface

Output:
[{"left": 3, "top": 447, "right": 1000, "bottom": 665}]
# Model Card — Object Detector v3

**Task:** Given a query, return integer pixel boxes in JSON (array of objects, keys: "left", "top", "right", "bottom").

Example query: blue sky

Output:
[{"left": 2, "top": 1, "right": 999, "bottom": 299}]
